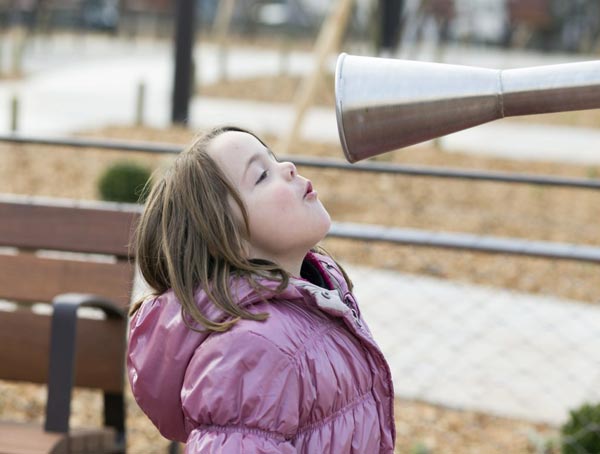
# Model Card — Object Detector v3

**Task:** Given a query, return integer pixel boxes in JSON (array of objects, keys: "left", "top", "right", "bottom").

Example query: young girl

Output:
[{"left": 127, "top": 126, "right": 396, "bottom": 453}]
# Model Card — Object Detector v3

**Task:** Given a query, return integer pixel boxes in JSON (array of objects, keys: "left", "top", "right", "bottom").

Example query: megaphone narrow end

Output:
[{"left": 335, "top": 53, "right": 358, "bottom": 163}]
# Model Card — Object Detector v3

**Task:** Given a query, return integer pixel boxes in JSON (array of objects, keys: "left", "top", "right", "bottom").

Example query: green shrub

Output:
[
  {"left": 98, "top": 161, "right": 151, "bottom": 204},
  {"left": 561, "top": 402, "right": 600, "bottom": 454},
  {"left": 411, "top": 442, "right": 432, "bottom": 454}
]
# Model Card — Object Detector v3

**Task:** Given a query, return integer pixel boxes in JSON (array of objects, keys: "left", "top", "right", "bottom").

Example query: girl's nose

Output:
[{"left": 281, "top": 161, "right": 296, "bottom": 179}]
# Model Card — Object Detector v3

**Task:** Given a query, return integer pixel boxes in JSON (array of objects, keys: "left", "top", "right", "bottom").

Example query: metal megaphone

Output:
[{"left": 335, "top": 53, "right": 600, "bottom": 163}]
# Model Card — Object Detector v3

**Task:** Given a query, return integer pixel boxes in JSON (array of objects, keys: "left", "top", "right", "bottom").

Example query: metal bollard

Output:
[
  {"left": 135, "top": 81, "right": 146, "bottom": 127},
  {"left": 10, "top": 94, "right": 18, "bottom": 132}
]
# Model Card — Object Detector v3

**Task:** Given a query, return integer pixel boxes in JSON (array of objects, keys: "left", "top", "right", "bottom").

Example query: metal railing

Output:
[
  {"left": 2, "top": 133, "right": 600, "bottom": 265},
  {"left": 2, "top": 133, "right": 600, "bottom": 190}
]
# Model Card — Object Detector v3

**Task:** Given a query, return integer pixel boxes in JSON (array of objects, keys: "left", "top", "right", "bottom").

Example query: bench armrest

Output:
[{"left": 45, "top": 293, "right": 126, "bottom": 449}]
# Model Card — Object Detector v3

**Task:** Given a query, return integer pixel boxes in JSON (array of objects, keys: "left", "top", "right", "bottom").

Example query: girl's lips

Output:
[{"left": 304, "top": 181, "right": 316, "bottom": 199}]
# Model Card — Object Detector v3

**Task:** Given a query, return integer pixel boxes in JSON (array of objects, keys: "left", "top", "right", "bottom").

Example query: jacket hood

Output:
[{"left": 127, "top": 273, "right": 306, "bottom": 442}]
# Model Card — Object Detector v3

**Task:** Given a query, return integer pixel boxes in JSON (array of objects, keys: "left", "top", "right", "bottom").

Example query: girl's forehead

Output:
[
  {"left": 207, "top": 131, "right": 267, "bottom": 179},
  {"left": 209, "top": 131, "right": 264, "bottom": 157}
]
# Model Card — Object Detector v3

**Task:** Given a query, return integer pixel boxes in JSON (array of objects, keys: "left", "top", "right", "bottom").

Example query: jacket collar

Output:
[{"left": 174, "top": 251, "right": 352, "bottom": 328}]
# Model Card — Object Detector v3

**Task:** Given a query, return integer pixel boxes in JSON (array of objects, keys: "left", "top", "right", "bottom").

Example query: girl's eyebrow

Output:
[
  {"left": 244, "top": 153, "right": 261, "bottom": 172},
  {"left": 242, "top": 148, "right": 274, "bottom": 180}
]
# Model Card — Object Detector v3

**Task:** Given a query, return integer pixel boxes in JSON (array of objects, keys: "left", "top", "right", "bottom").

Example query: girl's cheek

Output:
[
  {"left": 273, "top": 186, "right": 296, "bottom": 202},
  {"left": 274, "top": 190, "right": 297, "bottom": 213}
]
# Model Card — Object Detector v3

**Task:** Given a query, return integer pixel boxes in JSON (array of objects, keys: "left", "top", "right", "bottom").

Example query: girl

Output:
[{"left": 127, "top": 126, "right": 396, "bottom": 453}]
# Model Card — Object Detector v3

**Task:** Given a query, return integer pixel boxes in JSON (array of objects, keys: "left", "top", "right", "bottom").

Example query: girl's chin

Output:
[
  {"left": 317, "top": 202, "right": 331, "bottom": 222},
  {"left": 316, "top": 217, "right": 332, "bottom": 242}
]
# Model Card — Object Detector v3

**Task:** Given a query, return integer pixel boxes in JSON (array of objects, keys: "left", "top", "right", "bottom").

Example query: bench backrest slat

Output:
[
  {"left": 0, "top": 254, "right": 133, "bottom": 308},
  {"left": 0, "top": 309, "right": 125, "bottom": 392},
  {"left": 0, "top": 195, "right": 141, "bottom": 258}
]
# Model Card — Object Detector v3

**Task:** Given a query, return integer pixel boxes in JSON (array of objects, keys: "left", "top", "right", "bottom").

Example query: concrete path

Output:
[
  {"left": 2, "top": 34, "right": 600, "bottom": 424},
  {"left": 347, "top": 265, "right": 600, "bottom": 425}
]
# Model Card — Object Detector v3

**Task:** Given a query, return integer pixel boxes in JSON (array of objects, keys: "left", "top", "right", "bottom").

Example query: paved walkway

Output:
[
  {"left": 347, "top": 265, "right": 600, "bottom": 425},
  {"left": 3, "top": 34, "right": 600, "bottom": 424}
]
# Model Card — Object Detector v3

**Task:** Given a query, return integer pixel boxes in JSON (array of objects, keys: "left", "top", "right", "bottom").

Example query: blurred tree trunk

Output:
[
  {"left": 377, "top": 0, "right": 403, "bottom": 55},
  {"left": 171, "top": 0, "right": 196, "bottom": 125}
]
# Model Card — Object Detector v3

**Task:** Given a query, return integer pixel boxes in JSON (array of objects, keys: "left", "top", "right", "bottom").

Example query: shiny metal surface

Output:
[{"left": 335, "top": 53, "right": 600, "bottom": 163}]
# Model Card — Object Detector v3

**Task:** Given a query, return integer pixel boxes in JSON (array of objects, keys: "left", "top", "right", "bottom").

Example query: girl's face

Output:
[{"left": 207, "top": 131, "right": 331, "bottom": 275}]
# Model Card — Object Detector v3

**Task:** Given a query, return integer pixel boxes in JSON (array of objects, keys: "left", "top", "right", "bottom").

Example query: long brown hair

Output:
[{"left": 131, "top": 126, "right": 289, "bottom": 332}]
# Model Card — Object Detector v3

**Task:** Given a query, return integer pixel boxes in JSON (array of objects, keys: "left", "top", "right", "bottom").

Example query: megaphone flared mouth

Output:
[
  {"left": 334, "top": 53, "right": 600, "bottom": 163},
  {"left": 335, "top": 53, "right": 356, "bottom": 163}
]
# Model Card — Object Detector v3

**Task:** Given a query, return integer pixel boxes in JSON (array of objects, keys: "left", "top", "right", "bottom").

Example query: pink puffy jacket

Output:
[{"left": 127, "top": 252, "right": 396, "bottom": 453}]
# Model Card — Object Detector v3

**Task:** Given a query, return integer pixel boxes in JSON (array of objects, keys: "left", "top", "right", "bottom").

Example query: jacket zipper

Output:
[{"left": 320, "top": 262, "right": 362, "bottom": 328}]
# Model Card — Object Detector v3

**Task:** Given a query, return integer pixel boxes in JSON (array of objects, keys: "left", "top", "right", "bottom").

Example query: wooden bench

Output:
[{"left": 0, "top": 194, "right": 141, "bottom": 454}]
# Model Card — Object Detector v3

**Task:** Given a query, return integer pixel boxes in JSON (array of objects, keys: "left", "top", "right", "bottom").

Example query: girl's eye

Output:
[{"left": 255, "top": 170, "right": 268, "bottom": 185}]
